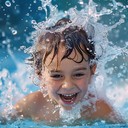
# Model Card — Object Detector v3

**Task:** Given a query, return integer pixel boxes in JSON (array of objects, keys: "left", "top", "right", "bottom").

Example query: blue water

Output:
[
  {"left": 0, "top": 120, "right": 128, "bottom": 128},
  {"left": 0, "top": 0, "right": 128, "bottom": 127}
]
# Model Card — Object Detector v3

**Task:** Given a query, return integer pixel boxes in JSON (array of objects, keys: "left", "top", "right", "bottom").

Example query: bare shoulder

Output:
[
  {"left": 15, "top": 91, "right": 44, "bottom": 106},
  {"left": 95, "top": 99, "right": 113, "bottom": 117},
  {"left": 14, "top": 91, "right": 45, "bottom": 117},
  {"left": 82, "top": 97, "right": 124, "bottom": 123},
  {"left": 94, "top": 99, "right": 125, "bottom": 123}
]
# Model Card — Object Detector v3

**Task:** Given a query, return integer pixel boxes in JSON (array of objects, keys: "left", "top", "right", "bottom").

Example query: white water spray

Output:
[{"left": 0, "top": 0, "right": 128, "bottom": 126}]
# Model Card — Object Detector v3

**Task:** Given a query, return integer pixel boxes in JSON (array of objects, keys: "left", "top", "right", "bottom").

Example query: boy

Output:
[{"left": 0, "top": 18, "right": 124, "bottom": 126}]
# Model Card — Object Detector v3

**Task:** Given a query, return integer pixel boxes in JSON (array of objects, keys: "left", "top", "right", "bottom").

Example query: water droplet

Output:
[
  {"left": 26, "top": 13, "right": 30, "bottom": 16},
  {"left": 121, "top": 14, "right": 126, "bottom": 18},
  {"left": 2, "top": 32, "right": 5, "bottom": 37},
  {"left": 9, "top": 27, "right": 17, "bottom": 35},
  {"left": 19, "top": 45, "right": 26, "bottom": 51},
  {"left": 31, "top": 20, "right": 37, "bottom": 24},
  {"left": 119, "top": 18, "right": 125, "bottom": 24},
  {"left": 12, "top": 29, "right": 17, "bottom": 35},
  {"left": 117, "top": 73, "right": 122, "bottom": 78},
  {"left": 7, "top": 44, "right": 11, "bottom": 48},
  {"left": 5, "top": 1, "right": 11, "bottom": 7},
  {"left": 38, "top": 6, "right": 42, "bottom": 10},
  {"left": 78, "top": 0, "right": 84, "bottom": 5},
  {"left": 12, "top": 0, "right": 15, "bottom": 3},
  {"left": 33, "top": 0, "right": 37, "bottom": 3}
]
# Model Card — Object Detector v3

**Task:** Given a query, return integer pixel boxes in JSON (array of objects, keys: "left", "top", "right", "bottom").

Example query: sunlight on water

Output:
[{"left": 0, "top": 0, "right": 128, "bottom": 127}]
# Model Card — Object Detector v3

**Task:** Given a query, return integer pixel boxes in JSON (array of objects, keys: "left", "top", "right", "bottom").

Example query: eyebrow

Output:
[
  {"left": 49, "top": 67, "right": 87, "bottom": 73},
  {"left": 73, "top": 67, "right": 87, "bottom": 72}
]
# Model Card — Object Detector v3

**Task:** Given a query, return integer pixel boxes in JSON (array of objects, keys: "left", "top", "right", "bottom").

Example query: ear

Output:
[{"left": 90, "top": 63, "right": 97, "bottom": 75}]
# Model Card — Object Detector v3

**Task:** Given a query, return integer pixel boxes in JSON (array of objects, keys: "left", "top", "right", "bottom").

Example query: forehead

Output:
[{"left": 44, "top": 46, "right": 89, "bottom": 69}]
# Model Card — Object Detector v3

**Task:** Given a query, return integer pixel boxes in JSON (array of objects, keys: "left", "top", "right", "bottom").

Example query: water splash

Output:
[
  {"left": 30, "top": 0, "right": 128, "bottom": 123},
  {"left": 0, "top": 48, "right": 37, "bottom": 115},
  {"left": 0, "top": 0, "right": 128, "bottom": 126}
]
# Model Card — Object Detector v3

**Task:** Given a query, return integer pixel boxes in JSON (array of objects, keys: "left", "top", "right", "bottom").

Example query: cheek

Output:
[
  {"left": 77, "top": 76, "right": 91, "bottom": 89},
  {"left": 45, "top": 78, "right": 61, "bottom": 92},
  {"left": 46, "top": 81, "right": 61, "bottom": 99},
  {"left": 85, "top": 70, "right": 92, "bottom": 84},
  {"left": 78, "top": 80, "right": 88, "bottom": 88}
]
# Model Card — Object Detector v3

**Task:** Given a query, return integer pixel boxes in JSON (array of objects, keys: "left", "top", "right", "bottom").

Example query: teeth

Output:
[
  {"left": 59, "top": 93, "right": 78, "bottom": 103},
  {"left": 61, "top": 93, "right": 76, "bottom": 97}
]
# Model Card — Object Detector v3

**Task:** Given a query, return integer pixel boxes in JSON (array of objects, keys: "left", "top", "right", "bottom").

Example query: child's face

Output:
[{"left": 41, "top": 47, "right": 95, "bottom": 110}]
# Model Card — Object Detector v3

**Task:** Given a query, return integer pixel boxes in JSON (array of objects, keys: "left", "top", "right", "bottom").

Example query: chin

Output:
[{"left": 62, "top": 105, "right": 73, "bottom": 110}]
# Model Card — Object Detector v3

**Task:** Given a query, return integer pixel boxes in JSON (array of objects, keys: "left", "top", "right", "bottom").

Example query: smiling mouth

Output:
[{"left": 59, "top": 93, "right": 78, "bottom": 104}]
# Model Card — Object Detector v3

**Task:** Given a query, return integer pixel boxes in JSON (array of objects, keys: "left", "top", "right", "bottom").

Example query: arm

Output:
[
  {"left": 0, "top": 91, "right": 42, "bottom": 125},
  {"left": 14, "top": 91, "right": 45, "bottom": 119}
]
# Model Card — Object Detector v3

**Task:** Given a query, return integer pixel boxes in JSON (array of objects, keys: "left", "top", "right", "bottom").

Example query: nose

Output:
[{"left": 61, "top": 78, "right": 75, "bottom": 90}]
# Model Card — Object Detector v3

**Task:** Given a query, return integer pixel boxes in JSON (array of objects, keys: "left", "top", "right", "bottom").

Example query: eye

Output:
[
  {"left": 73, "top": 73, "right": 85, "bottom": 78},
  {"left": 50, "top": 74, "right": 63, "bottom": 80}
]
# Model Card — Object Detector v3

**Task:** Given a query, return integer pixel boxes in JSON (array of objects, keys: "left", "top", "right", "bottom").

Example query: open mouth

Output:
[{"left": 59, "top": 93, "right": 78, "bottom": 104}]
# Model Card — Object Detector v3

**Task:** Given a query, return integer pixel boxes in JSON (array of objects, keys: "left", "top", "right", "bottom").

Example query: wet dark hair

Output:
[{"left": 28, "top": 18, "right": 96, "bottom": 76}]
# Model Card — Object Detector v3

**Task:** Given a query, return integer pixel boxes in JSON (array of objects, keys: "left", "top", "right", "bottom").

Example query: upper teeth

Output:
[{"left": 61, "top": 93, "right": 76, "bottom": 97}]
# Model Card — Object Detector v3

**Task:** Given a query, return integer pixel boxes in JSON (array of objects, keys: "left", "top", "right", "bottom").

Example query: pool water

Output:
[
  {"left": 0, "top": 0, "right": 128, "bottom": 127},
  {"left": 0, "top": 120, "right": 128, "bottom": 128}
]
